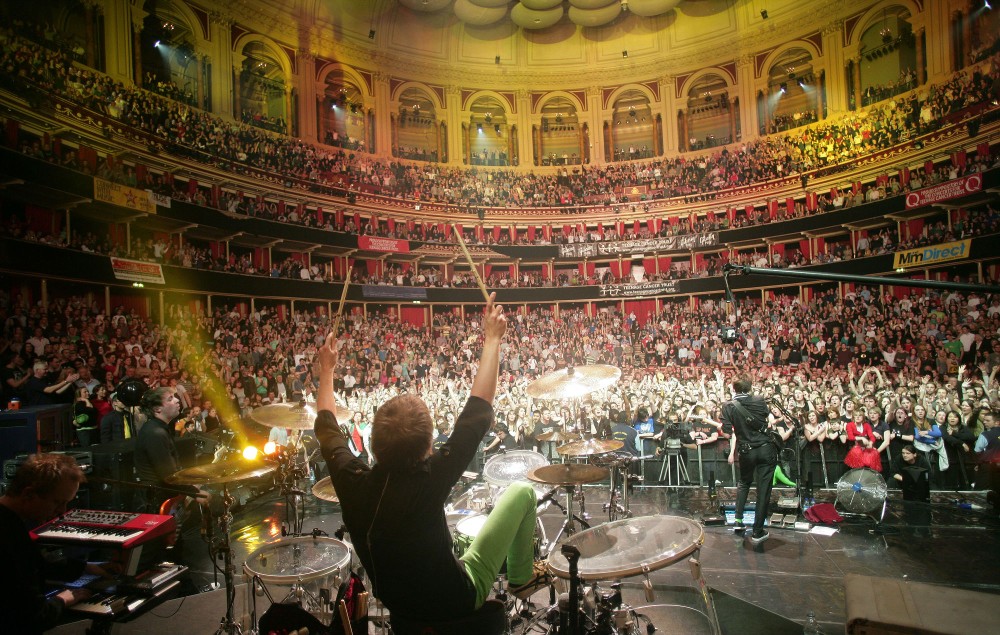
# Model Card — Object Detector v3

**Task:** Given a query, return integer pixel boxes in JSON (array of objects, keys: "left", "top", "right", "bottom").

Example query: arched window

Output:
[
  {"left": 239, "top": 42, "right": 289, "bottom": 134},
  {"left": 685, "top": 75, "right": 732, "bottom": 150},
  {"left": 858, "top": 7, "right": 917, "bottom": 106},
  {"left": 467, "top": 96, "right": 512, "bottom": 167},
  {"left": 323, "top": 76, "right": 368, "bottom": 152}
]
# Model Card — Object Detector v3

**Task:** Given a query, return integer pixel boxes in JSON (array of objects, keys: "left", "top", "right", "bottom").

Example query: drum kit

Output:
[{"left": 160, "top": 362, "right": 720, "bottom": 635}]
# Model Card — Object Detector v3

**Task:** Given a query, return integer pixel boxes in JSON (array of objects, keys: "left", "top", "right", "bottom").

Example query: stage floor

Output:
[{"left": 53, "top": 482, "right": 1000, "bottom": 634}]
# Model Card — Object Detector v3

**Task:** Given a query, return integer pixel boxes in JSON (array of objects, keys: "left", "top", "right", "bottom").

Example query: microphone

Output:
[{"left": 537, "top": 487, "right": 560, "bottom": 507}]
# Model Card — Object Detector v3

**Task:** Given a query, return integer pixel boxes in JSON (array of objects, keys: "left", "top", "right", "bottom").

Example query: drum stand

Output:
[
  {"left": 547, "top": 485, "right": 591, "bottom": 554},
  {"left": 277, "top": 435, "right": 311, "bottom": 537},
  {"left": 604, "top": 457, "right": 634, "bottom": 522},
  {"left": 213, "top": 484, "right": 243, "bottom": 635}
]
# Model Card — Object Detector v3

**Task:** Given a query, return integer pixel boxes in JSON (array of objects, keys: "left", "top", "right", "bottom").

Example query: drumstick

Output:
[
  {"left": 451, "top": 223, "right": 491, "bottom": 303},
  {"left": 339, "top": 599, "right": 354, "bottom": 635},
  {"left": 332, "top": 276, "right": 351, "bottom": 335}
]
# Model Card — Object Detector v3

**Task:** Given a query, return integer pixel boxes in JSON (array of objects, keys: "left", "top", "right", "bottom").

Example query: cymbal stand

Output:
[
  {"left": 547, "top": 484, "right": 591, "bottom": 555},
  {"left": 214, "top": 484, "right": 243, "bottom": 635},
  {"left": 277, "top": 434, "right": 310, "bottom": 536},
  {"left": 604, "top": 456, "right": 633, "bottom": 522}
]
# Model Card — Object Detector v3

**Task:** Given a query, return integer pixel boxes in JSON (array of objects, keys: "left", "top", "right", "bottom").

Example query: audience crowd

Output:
[
  {"left": 2, "top": 280, "right": 998, "bottom": 492},
  {"left": 1, "top": 23, "right": 997, "bottom": 221}
]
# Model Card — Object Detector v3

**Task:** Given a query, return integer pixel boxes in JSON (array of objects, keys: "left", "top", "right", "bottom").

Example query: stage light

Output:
[
  {"left": 242, "top": 446, "right": 260, "bottom": 460},
  {"left": 495, "top": 55, "right": 500, "bottom": 65},
  {"left": 622, "top": 50, "right": 628, "bottom": 58},
  {"left": 760, "top": 9, "right": 768, "bottom": 19},
  {"left": 154, "top": 40, "right": 161, "bottom": 48},
  {"left": 263, "top": 441, "right": 277, "bottom": 455},
  {"left": 985, "top": 1, "right": 991, "bottom": 10},
  {"left": 369, "top": 29, "right": 376, "bottom": 39}
]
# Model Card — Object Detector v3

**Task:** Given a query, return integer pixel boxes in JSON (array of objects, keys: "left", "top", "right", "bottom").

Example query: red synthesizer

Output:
[{"left": 32, "top": 509, "right": 175, "bottom": 550}]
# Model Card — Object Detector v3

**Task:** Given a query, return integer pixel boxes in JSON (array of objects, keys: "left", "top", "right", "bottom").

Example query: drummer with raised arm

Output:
[{"left": 315, "top": 293, "right": 552, "bottom": 625}]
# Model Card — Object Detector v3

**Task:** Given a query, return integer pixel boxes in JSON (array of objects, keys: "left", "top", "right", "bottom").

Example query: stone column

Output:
[
  {"left": 820, "top": 20, "right": 847, "bottom": 115},
  {"left": 295, "top": 51, "right": 318, "bottom": 142},
  {"left": 373, "top": 71, "right": 392, "bottom": 154},
  {"left": 445, "top": 85, "right": 463, "bottom": 166},
  {"left": 735, "top": 54, "right": 758, "bottom": 142},
  {"left": 131, "top": 18, "right": 143, "bottom": 86},
  {"left": 915, "top": 28, "right": 927, "bottom": 85},
  {"left": 853, "top": 59, "right": 863, "bottom": 109},
  {"left": 82, "top": 0, "right": 98, "bottom": 69},
  {"left": 208, "top": 11, "right": 236, "bottom": 121},
  {"left": 515, "top": 89, "right": 531, "bottom": 167},
  {"left": 728, "top": 96, "right": 737, "bottom": 142},
  {"left": 101, "top": 0, "right": 142, "bottom": 84},
  {"left": 586, "top": 86, "right": 604, "bottom": 164},
  {"left": 678, "top": 107, "right": 688, "bottom": 152},
  {"left": 659, "top": 74, "right": 676, "bottom": 155}
]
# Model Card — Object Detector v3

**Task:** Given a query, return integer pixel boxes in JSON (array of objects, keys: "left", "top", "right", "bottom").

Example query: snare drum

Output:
[
  {"left": 453, "top": 513, "right": 489, "bottom": 557},
  {"left": 547, "top": 515, "right": 703, "bottom": 581},
  {"left": 453, "top": 512, "right": 544, "bottom": 560},
  {"left": 244, "top": 535, "right": 351, "bottom": 617}
]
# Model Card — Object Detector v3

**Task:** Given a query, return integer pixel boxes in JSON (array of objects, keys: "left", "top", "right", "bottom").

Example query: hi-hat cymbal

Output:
[
  {"left": 525, "top": 365, "right": 621, "bottom": 400},
  {"left": 556, "top": 438, "right": 624, "bottom": 457},
  {"left": 166, "top": 459, "right": 275, "bottom": 486},
  {"left": 536, "top": 430, "right": 573, "bottom": 443},
  {"left": 311, "top": 476, "right": 339, "bottom": 503},
  {"left": 251, "top": 403, "right": 352, "bottom": 430},
  {"left": 527, "top": 464, "right": 609, "bottom": 486}
]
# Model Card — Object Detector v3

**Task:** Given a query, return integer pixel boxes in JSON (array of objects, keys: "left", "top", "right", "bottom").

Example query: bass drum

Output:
[{"left": 244, "top": 535, "right": 351, "bottom": 620}]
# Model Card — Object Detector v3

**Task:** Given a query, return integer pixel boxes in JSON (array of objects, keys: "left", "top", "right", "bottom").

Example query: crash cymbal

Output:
[
  {"left": 311, "top": 476, "right": 339, "bottom": 503},
  {"left": 536, "top": 430, "right": 573, "bottom": 443},
  {"left": 166, "top": 459, "right": 275, "bottom": 486},
  {"left": 525, "top": 365, "right": 621, "bottom": 400},
  {"left": 251, "top": 403, "right": 352, "bottom": 430},
  {"left": 527, "top": 464, "right": 609, "bottom": 486},
  {"left": 556, "top": 438, "right": 624, "bottom": 457}
]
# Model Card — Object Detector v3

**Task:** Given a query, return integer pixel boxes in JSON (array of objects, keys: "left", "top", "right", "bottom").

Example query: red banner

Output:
[
  {"left": 358, "top": 236, "right": 410, "bottom": 253},
  {"left": 905, "top": 174, "right": 982, "bottom": 209}
]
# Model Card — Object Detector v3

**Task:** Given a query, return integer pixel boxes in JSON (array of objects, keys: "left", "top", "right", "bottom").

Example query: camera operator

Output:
[{"left": 724, "top": 376, "right": 778, "bottom": 546}]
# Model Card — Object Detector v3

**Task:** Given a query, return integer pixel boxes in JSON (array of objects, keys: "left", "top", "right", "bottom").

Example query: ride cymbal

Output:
[
  {"left": 525, "top": 365, "right": 621, "bottom": 400},
  {"left": 166, "top": 459, "right": 275, "bottom": 486},
  {"left": 556, "top": 438, "right": 624, "bottom": 456},
  {"left": 251, "top": 403, "right": 352, "bottom": 430},
  {"left": 527, "top": 463, "right": 609, "bottom": 486}
]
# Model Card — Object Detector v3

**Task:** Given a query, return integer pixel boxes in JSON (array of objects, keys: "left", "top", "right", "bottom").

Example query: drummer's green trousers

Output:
[{"left": 460, "top": 481, "right": 538, "bottom": 607}]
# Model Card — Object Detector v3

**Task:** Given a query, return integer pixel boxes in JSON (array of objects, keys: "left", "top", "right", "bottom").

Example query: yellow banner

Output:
[
  {"left": 893, "top": 239, "right": 971, "bottom": 269},
  {"left": 94, "top": 178, "right": 156, "bottom": 214}
]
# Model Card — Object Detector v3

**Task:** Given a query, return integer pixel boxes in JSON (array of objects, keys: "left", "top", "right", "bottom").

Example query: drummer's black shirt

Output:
[{"left": 318, "top": 396, "right": 492, "bottom": 621}]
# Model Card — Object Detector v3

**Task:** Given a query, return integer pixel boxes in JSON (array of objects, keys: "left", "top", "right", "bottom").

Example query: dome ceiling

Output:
[
  {"left": 224, "top": 1, "right": 857, "bottom": 84},
  {"left": 397, "top": 0, "right": 684, "bottom": 29}
]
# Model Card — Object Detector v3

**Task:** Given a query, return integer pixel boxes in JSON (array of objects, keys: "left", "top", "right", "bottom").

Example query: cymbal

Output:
[
  {"left": 525, "top": 365, "right": 621, "bottom": 400},
  {"left": 166, "top": 459, "right": 274, "bottom": 486},
  {"left": 251, "top": 403, "right": 352, "bottom": 430},
  {"left": 536, "top": 430, "right": 573, "bottom": 443},
  {"left": 556, "top": 438, "right": 624, "bottom": 456},
  {"left": 311, "top": 476, "right": 339, "bottom": 503},
  {"left": 527, "top": 464, "right": 609, "bottom": 486}
]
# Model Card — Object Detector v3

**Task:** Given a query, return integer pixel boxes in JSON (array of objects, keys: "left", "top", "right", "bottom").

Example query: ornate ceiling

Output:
[{"left": 209, "top": 0, "right": 873, "bottom": 86}]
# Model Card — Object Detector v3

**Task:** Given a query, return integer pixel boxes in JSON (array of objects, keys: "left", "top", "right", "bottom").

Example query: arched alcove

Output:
[
  {"left": 609, "top": 89, "right": 654, "bottom": 162},
  {"left": 858, "top": 6, "right": 917, "bottom": 106},
  {"left": 322, "top": 73, "right": 368, "bottom": 152},
  {"left": 763, "top": 48, "right": 818, "bottom": 134},
  {"left": 394, "top": 87, "right": 440, "bottom": 162},
  {"left": 237, "top": 40, "right": 291, "bottom": 134},
  {"left": 467, "top": 96, "right": 512, "bottom": 166},
  {"left": 536, "top": 96, "right": 582, "bottom": 166},
  {"left": 684, "top": 73, "right": 732, "bottom": 150},
  {"left": 140, "top": 0, "right": 202, "bottom": 107}
]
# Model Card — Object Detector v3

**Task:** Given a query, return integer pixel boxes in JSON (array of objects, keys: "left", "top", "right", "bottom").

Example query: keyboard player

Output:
[{"left": 0, "top": 453, "right": 118, "bottom": 634}]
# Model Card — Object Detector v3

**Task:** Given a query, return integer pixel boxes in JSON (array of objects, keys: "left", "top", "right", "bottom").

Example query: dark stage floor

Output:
[{"left": 52, "top": 479, "right": 1000, "bottom": 634}]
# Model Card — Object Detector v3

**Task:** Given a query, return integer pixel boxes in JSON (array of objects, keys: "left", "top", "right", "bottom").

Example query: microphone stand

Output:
[{"left": 766, "top": 398, "right": 806, "bottom": 517}]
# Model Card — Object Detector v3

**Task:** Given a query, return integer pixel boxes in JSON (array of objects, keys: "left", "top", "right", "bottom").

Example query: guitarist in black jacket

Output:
[{"left": 724, "top": 377, "right": 778, "bottom": 546}]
